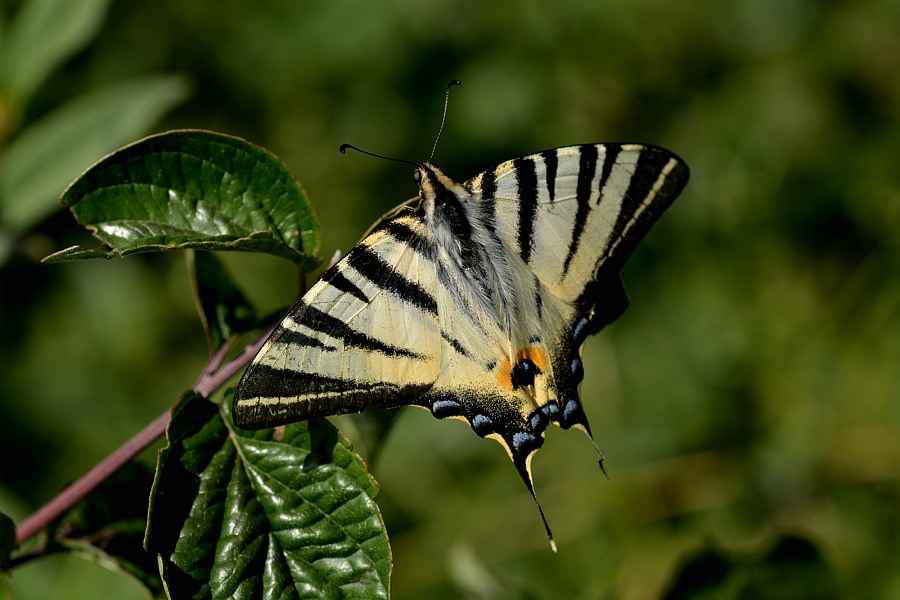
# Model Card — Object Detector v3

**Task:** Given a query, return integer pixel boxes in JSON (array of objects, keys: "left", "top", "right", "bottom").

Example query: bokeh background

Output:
[{"left": 1, "top": 0, "right": 898, "bottom": 598}]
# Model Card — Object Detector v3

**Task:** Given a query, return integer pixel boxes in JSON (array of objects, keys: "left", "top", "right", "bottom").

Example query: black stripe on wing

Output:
[
  {"left": 604, "top": 147, "right": 689, "bottom": 271},
  {"left": 234, "top": 367, "right": 432, "bottom": 427},
  {"left": 321, "top": 268, "right": 369, "bottom": 304},
  {"left": 475, "top": 166, "right": 497, "bottom": 199},
  {"left": 466, "top": 166, "right": 499, "bottom": 240},
  {"left": 345, "top": 245, "right": 438, "bottom": 315},
  {"left": 377, "top": 217, "right": 434, "bottom": 261},
  {"left": 540, "top": 148, "right": 558, "bottom": 202},
  {"left": 470, "top": 169, "right": 507, "bottom": 270},
  {"left": 594, "top": 144, "right": 619, "bottom": 205},
  {"left": 273, "top": 327, "right": 339, "bottom": 352},
  {"left": 562, "top": 144, "right": 599, "bottom": 275},
  {"left": 441, "top": 330, "right": 472, "bottom": 358},
  {"left": 514, "top": 156, "right": 538, "bottom": 264},
  {"left": 299, "top": 301, "right": 428, "bottom": 359}
]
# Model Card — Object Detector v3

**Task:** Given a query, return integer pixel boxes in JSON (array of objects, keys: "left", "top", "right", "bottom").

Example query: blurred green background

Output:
[{"left": 1, "top": 0, "right": 898, "bottom": 598}]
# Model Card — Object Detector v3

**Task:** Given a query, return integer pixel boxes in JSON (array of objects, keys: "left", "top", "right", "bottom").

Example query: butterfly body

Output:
[{"left": 234, "top": 143, "right": 689, "bottom": 546}]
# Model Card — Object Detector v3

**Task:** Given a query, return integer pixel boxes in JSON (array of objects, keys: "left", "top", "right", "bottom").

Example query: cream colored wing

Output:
[
  {"left": 466, "top": 143, "right": 689, "bottom": 306},
  {"left": 233, "top": 211, "right": 442, "bottom": 429}
]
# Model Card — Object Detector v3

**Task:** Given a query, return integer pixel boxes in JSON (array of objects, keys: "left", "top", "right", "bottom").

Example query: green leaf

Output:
[
  {"left": 0, "top": 511, "right": 15, "bottom": 570},
  {"left": 40, "top": 244, "right": 117, "bottom": 262},
  {"left": 189, "top": 251, "right": 257, "bottom": 351},
  {"left": 47, "top": 130, "right": 321, "bottom": 268},
  {"left": 0, "top": 75, "right": 191, "bottom": 232},
  {"left": 146, "top": 391, "right": 391, "bottom": 599},
  {"left": 0, "top": 0, "right": 110, "bottom": 107},
  {"left": 50, "top": 463, "right": 162, "bottom": 598}
]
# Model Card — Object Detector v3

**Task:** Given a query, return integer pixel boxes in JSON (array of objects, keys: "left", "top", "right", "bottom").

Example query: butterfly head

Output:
[
  {"left": 413, "top": 161, "right": 443, "bottom": 192},
  {"left": 414, "top": 162, "right": 471, "bottom": 219}
]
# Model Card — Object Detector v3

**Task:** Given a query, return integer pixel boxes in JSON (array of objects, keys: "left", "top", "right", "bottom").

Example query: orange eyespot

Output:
[
  {"left": 517, "top": 347, "right": 547, "bottom": 372},
  {"left": 495, "top": 347, "right": 547, "bottom": 390}
]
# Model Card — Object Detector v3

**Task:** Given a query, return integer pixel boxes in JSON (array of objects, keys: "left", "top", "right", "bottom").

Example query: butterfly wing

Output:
[
  {"left": 233, "top": 210, "right": 442, "bottom": 429},
  {"left": 475, "top": 143, "right": 688, "bottom": 424},
  {"left": 468, "top": 143, "right": 689, "bottom": 306},
  {"left": 422, "top": 143, "right": 690, "bottom": 482}
]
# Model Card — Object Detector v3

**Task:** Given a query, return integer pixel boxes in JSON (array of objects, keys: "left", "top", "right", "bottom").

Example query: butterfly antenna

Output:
[
  {"left": 339, "top": 144, "right": 418, "bottom": 168},
  {"left": 429, "top": 79, "right": 461, "bottom": 162}
]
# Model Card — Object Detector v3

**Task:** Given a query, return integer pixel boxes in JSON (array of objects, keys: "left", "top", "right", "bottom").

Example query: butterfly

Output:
[{"left": 233, "top": 140, "right": 689, "bottom": 550}]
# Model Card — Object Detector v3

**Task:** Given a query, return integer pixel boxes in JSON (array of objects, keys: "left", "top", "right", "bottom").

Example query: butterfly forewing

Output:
[
  {"left": 233, "top": 213, "right": 442, "bottom": 429},
  {"left": 467, "top": 144, "right": 688, "bottom": 305}
]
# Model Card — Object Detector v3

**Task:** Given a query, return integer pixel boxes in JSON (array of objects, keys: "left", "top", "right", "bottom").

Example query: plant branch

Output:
[
  {"left": 14, "top": 410, "right": 171, "bottom": 546},
  {"left": 14, "top": 328, "right": 273, "bottom": 547},
  {"left": 193, "top": 329, "right": 271, "bottom": 397}
]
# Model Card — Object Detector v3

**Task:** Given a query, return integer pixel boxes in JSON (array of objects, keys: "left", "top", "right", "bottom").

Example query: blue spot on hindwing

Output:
[
  {"left": 512, "top": 431, "right": 536, "bottom": 451},
  {"left": 542, "top": 401, "right": 560, "bottom": 418},
  {"left": 563, "top": 399, "right": 580, "bottom": 422},
  {"left": 529, "top": 409, "right": 548, "bottom": 433},
  {"left": 571, "top": 358, "right": 584, "bottom": 381},
  {"left": 573, "top": 317, "right": 590, "bottom": 344},
  {"left": 471, "top": 414, "right": 493, "bottom": 436},
  {"left": 431, "top": 398, "right": 461, "bottom": 417}
]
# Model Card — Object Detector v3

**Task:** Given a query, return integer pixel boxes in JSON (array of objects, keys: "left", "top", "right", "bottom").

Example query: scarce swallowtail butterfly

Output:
[{"left": 233, "top": 87, "right": 689, "bottom": 551}]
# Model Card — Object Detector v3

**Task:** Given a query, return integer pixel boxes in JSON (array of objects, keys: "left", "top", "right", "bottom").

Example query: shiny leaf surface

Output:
[
  {"left": 47, "top": 130, "right": 320, "bottom": 268},
  {"left": 146, "top": 392, "right": 390, "bottom": 599}
]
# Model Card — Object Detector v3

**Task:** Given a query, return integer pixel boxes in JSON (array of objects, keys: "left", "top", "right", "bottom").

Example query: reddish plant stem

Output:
[
  {"left": 13, "top": 330, "right": 271, "bottom": 547},
  {"left": 194, "top": 330, "right": 269, "bottom": 397},
  {"left": 14, "top": 410, "right": 171, "bottom": 546}
]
